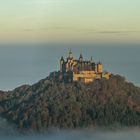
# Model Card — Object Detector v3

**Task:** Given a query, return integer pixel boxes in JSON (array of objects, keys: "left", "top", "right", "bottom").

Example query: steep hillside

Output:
[{"left": 0, "top": 74, "right": 140, "bottom": 131}]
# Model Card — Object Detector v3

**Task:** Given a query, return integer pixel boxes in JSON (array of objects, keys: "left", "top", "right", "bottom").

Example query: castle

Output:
[{"left": 59, "top": 50, "right": 111, "bottom": 83}]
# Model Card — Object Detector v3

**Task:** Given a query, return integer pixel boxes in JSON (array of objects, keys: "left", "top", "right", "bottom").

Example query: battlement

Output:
[{"left": 59, "top": 50, "right": 111, "bottom": 83}]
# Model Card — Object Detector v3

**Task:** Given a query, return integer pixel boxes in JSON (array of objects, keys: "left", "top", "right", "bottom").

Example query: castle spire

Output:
[
  {"left": 68, "top": 49, "right": 73, "bottom": 59},
  {"left": 90, "top": 56, "right": 93, "bottom": 62},
  {"left": 60, "top": 56, "right": 64, "bottom": 61},
  {"left": 60, "top": 56, "right": 64, "bottom": 72},
  {"left": 79, "top": 53, "right": 83, "bottom": 61}
]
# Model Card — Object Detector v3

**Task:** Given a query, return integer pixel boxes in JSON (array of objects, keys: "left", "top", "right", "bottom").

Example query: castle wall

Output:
[
  {"left": 73, "top": 71, "right": 111, "bottom": 83},
  {"left": 73, "top": 71, "right": 97, "bottom": 83}
]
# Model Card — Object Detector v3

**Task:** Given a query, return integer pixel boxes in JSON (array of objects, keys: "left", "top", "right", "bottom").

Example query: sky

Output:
[{"left": 0, "top": 0, "right": 140, "bottom": 43}]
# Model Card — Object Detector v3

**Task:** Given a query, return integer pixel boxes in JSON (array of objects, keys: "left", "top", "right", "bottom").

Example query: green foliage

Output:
[{"left": 0, "top": 74, "right": 140, "bottom": 131}]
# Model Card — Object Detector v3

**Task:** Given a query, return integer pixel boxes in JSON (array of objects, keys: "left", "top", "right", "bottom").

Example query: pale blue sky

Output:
[{"left": 0, "top": 0, "right": 140, "bottom": 43}]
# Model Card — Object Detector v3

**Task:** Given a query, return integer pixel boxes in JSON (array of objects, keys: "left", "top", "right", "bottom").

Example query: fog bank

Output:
[{"left": 0, "top": 117, "right": 140, "bottom": 140}]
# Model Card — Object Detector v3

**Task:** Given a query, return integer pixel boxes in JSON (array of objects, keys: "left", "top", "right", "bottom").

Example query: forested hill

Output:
[{"left": 0, "top": 74, "right": 140, "bottom": 131}]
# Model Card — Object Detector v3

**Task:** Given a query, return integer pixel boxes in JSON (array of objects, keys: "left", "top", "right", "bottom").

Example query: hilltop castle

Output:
[{"left": 59, "top": 50, "right": 111, "bottom": 83}]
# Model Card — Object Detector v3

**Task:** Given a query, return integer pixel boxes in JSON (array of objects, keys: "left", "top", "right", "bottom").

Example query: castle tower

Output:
[
  {"left": 97, "top": 62, "right": 103, "bottom": 73},
  {"left": 68, "top": 49, "right": 73, "bottom": 59},
  {"left": 65, "top": 49, "right": 74, "bottom": 72},
  {"left": 79, "top": 53, "right": 83, "bottom": 62},
  {"left": 90, "top": 56, "right": 93, "bottom": 62},
  {"left": 60, "top": 56, "right": 64, "bottom": 72}
]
